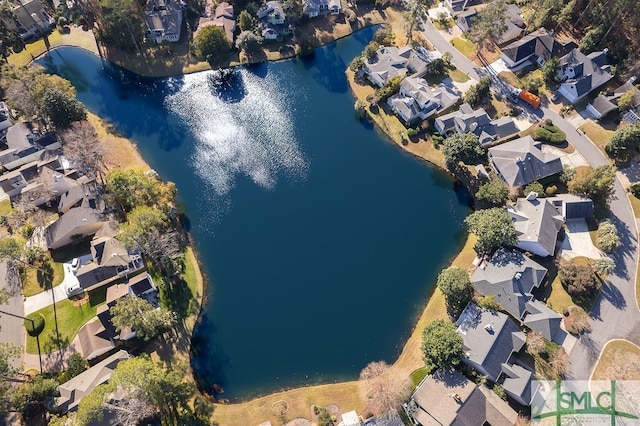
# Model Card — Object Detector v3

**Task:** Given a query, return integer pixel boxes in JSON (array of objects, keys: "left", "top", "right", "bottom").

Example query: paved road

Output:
[
  {"left": 0, "top": 260, "right": 26, "bottom": 370},
  {"left": 420, "top": 19, "right": 640, "bottom": 379}
]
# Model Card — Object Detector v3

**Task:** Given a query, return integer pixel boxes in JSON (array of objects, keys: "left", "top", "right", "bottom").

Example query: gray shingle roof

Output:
[
  {"left": 523, "top": 299, "right": 562, "bottom": 340},
  {"left": 508, "top": 196, "right": 564, "bottom": 256},
  {"left": 559, "top": 48, "right": 613, "bottom": 98},
  {"left": 45, "top": 206, "right": 106, "bottom": 249},
  {"left": 489, "top": 136, "right": 563, "bottom": 187},
  {"left": 500, "top": 362, "right": 533, "bottom": 404},
  {"left": 456, "top": 304, "right": 526, "bottom": 381},
  {"left": 471, "top": 249, "right": 548, "bottom": 320},
  {"left": 589, "top": 94, "right": 618, "bottom": 117}
]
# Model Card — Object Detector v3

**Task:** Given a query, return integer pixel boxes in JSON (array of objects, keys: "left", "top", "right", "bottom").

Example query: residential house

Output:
[
  {"left": 144, "top": 0, "right": 183, "bottom": 43},
  {"left": 45, "top": 198, "right": 108, "bottom": 250},
  {"left": 456, "top": 303, "right": 537, "bottom": 405},
  {"left": 258, "top": 1, "right": 292, "bottom": 40},
  {"left": 194, "top": 2, "right": 235, "bottom": 45},
  {"left": 363, "top": 46, "right": 430, "bottom": 87},
  {"left": 488, "top": 136, "right": 563, "bottom": 187},
  {"left": 445, "top": 0, "right": 484, "bottom": 15},
  {"left": 2, "top": 0, "right": 55, "bottom": 42},
  {"left": 507, "top": 194, "right": 564, "bottom": 257},
  {"left": 407, "top": 369, "right": 518, "bottom": 426},
  {"left": 457, "top": 4, "right": 525, "bottom": 45},
  {"left": 587, "top": 76, "right": 639, "bottom": 119},
  {"left": 387, "top": 76, "right": 460, "bottom": 123},
  {"left": 557, "top": 48, "right": 613, "bottom": 104},
  {"left": 55, "top": 350, "right": 130, "bottom": 413},
  {"left": 0, "top": 123, "right": 61, "bottom": 171},
  {"left": 472, "top": 249, "right": 562, "bottom": 341},
  {"left": 0, "top": 101, "right": 12, "bottom": 138},
  {"left": 500, "top": 27, "right": 576, "bottom": 68},
  {"left": 76, "top": 235, "right": 144, "bottom": 291},
  {"left": 76, "top": 274, "right": 158, "bottom": 359},
  {"left": 304, "top": 0, "right": 341, "bottom": 17},
  {"left": 435, "top": 103, "right": 520, "bottom": 146}
]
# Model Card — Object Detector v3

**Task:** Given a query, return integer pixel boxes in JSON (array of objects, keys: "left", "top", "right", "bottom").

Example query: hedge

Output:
[{"left": 533, "top": 124, "right": 566, "bottom": 144}]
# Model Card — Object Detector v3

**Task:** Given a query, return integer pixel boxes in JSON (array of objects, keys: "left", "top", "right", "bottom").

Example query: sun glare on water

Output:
[{"left": 164, "top": 69, "right": 308, "bottom": 197}]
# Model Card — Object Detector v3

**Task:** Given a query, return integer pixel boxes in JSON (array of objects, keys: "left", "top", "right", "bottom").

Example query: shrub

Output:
[
  {"left": 630, "top": 182, "right": 640, "bottom": 198},
  {"left": 597, "top": 219, "right": 621, "bottom": 253},
  {"left": 476, "top": 179, "right": 509, "bottom": 206},
  {"left": 493, "top": 384, "right": 507, "bottom": 400},
  {"left": 349, "top": 55, "right": 365, "bottom": 72},
  {"left": 564, "top": 306, "right": 591, "bottom": 334},
  {"left": 533, "top": 124, "right": 566, "bottom": 144},
  {"left": 545, "top": 185, "right": 558, "bottom": 196},
  {"left": 407, "top": 128, "right": 419, "bottom": 137},
  {"left": 476, "top": 294, "right": 502, "bottom": 311},
  {"left": 24, "top": 313, "right": 45, "bottom": 337},
  {"left": 364, "top": 41, "right": 380, "bottom": 59},
  {"left": 524, "top": 181, "right": 544, "bottom": 197},
  {"left": 559, "top": 262, "right": 601, "bottom": 301}
]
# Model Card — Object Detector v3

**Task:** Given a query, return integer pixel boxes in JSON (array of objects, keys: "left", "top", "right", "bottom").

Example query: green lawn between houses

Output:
[{"left": 26, "top": 287, "right": 106, "bottom": 354}]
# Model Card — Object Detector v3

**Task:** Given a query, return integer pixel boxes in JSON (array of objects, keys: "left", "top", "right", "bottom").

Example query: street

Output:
[
  {"left": 422, "top": 18, "right": 640, "bottom": 379},
  {"left": 0, "top": 260, "right": 26, "bottom": 370}
]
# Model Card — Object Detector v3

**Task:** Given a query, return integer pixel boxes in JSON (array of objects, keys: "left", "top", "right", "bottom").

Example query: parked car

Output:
[
  {"left": 70, "top": 258, "right": 80, "bottom": 272},
  {"left": 65, "top": 282, "right": 83, "bottom": 296}
]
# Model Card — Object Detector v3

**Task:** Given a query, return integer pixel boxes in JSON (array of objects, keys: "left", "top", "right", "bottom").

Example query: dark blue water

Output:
[{"left": 40, "top": 28, "right": 470, "bottom": 401}]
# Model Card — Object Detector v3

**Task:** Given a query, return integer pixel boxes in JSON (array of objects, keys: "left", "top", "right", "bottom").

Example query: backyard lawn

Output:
[
  {"left": 25, "top": 287, "right": 107, "bottom": 354},
  {"left": 22, "top": 260, "right": 64, "bottom": 297}
]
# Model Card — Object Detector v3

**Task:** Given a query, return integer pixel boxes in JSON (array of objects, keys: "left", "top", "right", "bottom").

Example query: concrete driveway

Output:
[
  {"left": 540, "top": 144, "right": 589, "bottom": 169},
  {"left": 559, "top": 219, "right": 604, "bottom": 261},
  {"left": 23, "top": 254, "right": 91, "bottom": 315}
]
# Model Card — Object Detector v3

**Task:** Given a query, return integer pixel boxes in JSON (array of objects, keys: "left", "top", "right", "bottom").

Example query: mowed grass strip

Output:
[
  {"left": 22, "top": 261, "right": 64, "bottom": 297},
  {"left": 26, "top": 287, "right": 106, "bottom": 354}
]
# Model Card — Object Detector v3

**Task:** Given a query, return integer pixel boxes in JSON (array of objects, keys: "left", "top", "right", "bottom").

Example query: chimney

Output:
[{"left": 525, "top": 191, "right": 538, "bottom": 201}]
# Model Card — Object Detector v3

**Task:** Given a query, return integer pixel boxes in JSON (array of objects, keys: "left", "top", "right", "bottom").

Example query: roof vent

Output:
[
  {"left": 515, "top": 272, "right": 522, "bottom": 280},
  {"left": 484, "top": 324, "right": 494, "bottom": 333},
  {"left": 526, "top": 191, "right": 538, "bottom": 201}
]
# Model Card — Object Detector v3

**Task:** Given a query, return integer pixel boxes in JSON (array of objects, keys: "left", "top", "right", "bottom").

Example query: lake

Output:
[{"left": 40, "top": 27, "right": 470, "bottom": 401}]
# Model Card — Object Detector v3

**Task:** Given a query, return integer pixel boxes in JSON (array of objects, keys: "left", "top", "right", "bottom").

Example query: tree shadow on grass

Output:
[{"left": 36, "top": 261, "right": 54, "bottom": 291}]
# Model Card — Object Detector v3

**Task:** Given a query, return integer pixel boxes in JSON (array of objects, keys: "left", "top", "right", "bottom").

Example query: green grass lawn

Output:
[
  {"left": 409, "top": 367, "right": 430, "bottom": 389},
  {"left": 0, "top": 199, "right": 12, "bottom": 215},
  {"left": 498, "top": 71, "right": 521, "bottom": 89},
  {"left": 8, "top": 31, "right": 64, "bottom": 66},
  {"left": 432, "top": 18, "right": 455, "bottom": 30},
  {"left": 448, "top": 68, "right": 469, "bottom": 83},
  {"left": 26, "top": 287, "right": 106, "bottom": 354},
  {"left": 451, "top": 37, "right": 476, "bottom": 60},
  {"left": 22, "top": 260, "right": 64, "bottom": 297}
]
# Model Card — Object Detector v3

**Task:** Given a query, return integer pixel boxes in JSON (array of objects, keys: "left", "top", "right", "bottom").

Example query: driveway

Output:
[
  {"left": 23, "top": 254, "right": 92, "bottom": 315},
  {"left": 540, "top": 144, "right": 589, "bottom": 169},
  {"left": 420, "top": 18, "right": 640, "bottom": 379},
  {"left": 0, "top": 260, "right": 25, "bottom": 370},
  {"left": 559, "top": 219, "right": 604, "bottom": 261}
]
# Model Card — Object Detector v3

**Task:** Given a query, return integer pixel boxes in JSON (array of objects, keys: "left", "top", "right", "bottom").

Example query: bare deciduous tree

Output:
[
  {"left": 359, "top": 361, "right": 409, "bottom": 420},
  {"left": 550, "top": 348, "right": 570, "bottom": 377},
  {"left": 59, "top": 120, "right": 107, "bottom": 181},
  {"left": 526, "top": 331, "right": 546, "bottom": 356}
]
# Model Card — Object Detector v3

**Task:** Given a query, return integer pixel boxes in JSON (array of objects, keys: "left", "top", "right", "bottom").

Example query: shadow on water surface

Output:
[
  {"left": 208, "top": 69, "right": 246, "bottom": 103},
  {"left": 308, "top": 43, "right": 349, "bottom": 93},
  {"left": 190, "top": 314, "right": 230, "bottom": 397},
  {"left": 245, "top": 62, "right": 269, "bottom": 78}
]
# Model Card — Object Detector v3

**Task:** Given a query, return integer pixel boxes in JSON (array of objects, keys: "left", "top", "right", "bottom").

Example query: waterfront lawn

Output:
[
  {"left": 87, "top": 113, "right": 148, "bottom": 171},
  {"left": 410, "top": 367, "right": 430, "bottom": 389},
  {"left": 592, "top": 340, "right": 640, "bottom": 380},
  {"left": 0, "top": 199, "right": 12, "bottom": 215},
  {"left": 22, "top": 260, "right": 64, "bottom": 297},
  {"left": 25, "top": 287, "right": 106, "bottom": 354}
]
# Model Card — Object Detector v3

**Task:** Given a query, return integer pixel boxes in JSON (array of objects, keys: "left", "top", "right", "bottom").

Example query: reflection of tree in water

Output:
[
  {"left": 208, "top": 69, "right": 247, "bottom": 103},
  {"left": 190, "top": 313, "right": 230, "bottom": 399}
]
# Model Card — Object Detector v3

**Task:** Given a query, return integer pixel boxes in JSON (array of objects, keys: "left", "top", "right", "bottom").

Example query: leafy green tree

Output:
[
  {"left": 578, "top": 27, "right": 603, "bottom": 54},
  {"left": 466, "top": 0, "right": 507, "bottom": 50},
  {"left": 593, "top": 257, "right": 615, "bottom": 276},
  {"left": 363, "top": 41, "right": 380, "bottom": 60},
  {"left": 9, "top": 374, "right": 59, "bottom": 413},
  {"left": 464, "top": 76, "right": 492, "bottom": 106},
  {"left": 193, "top": 26, "right": 230, "bottom": 62},
  {"left": 525, "top": 0, "right": 564, "bottom": 29},
  {"left": 41, "top": 88, "right": 87, "bottom": 128},
  {"left": 94, "top": 0, "right": 145, "bottom": 52},
  {"left": 404, "top": 0, "right": 432, "bottom": 40},
  {"left": 349, "top": 55, "right": 365, "bottom": 72},
  {"left": 238, "top": 10, "right": 256, "bottom": 31},
  {"left": 524, "top": 181, "right": 544, "bottom": 197},
  {"left": 476, "top": 179, "right": 509, "bottom": 206},
  {"left": 442, "top": 133, "right": 484, "bottom": 170},
  {"left": 617, "top": 88, "right": 638, "bottom": 111},
  {"left": 236, "top": 31, "right": 263, "bottom": 57},
  {"left": 66, "top": 353, "right": 87, "bottom": 379},
  {"left": 541, "top": 57, "right": 560, "bottom": 83},
  {"left": 106, "top": 169, "right": 176, "bottom": 214},
  {"left": 0, "top": 342, "right": 21, "bottom": 413},
  {"left": 522, "top": 75, "right": 544, "bottom": 95},
  {"left": 76, "top": 355, "right": 193, "bottom": 425},
  {"left": 559, "top": 261, "right": 600, "bottom": 301},
  {"left": 437, "top": 267, "right": 473, "bottom": 317},
  {"left": 493, "top": 384, "right": 507, "bottom": 400},
  {"left": 476, "top": 294, "right": 502, "bottom": 311},
  {"left": 118, "top": 206, "right": 183, "bottom": 271},
  {"left": 465, "top": 208, "right": 517, "bottom": 254},
  {"left": 0, "top": 3, "right": 22, "bottom": 59},
  {"left": 597, "top": 219, "right": 621, "bottom": 253},
  {"left": 110, "top": 295, "right": 174, "bottom": 341},
  {"left": 421, "top": 319, "right": 464, "bottom": 370},
  {"left": 568, "top": 165, "right": 616, "bottom": 206},
  {"left": 605, "top": 123, "right": 640, "bottom": 165}
]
